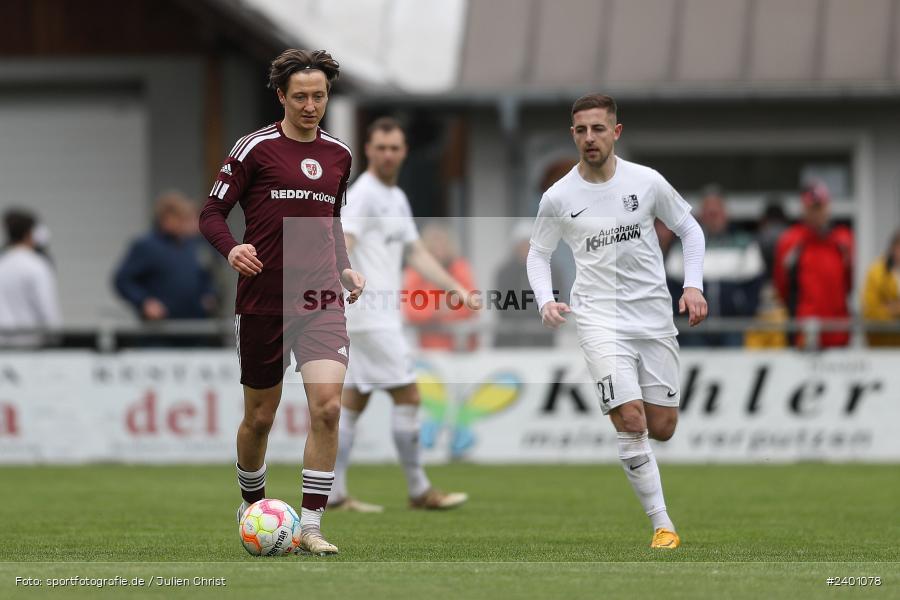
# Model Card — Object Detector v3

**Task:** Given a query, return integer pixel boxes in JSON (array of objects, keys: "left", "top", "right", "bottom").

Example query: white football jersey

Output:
[
  {"left": 530, "top": 159, "right": 692, "bottom": 341},
  {"left": 341, "top": 171, "right": 419, "bottom": 332}
]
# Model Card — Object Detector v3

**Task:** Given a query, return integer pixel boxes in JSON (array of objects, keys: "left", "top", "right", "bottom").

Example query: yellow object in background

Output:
[
  {"left": 744, "top": 283, "right": 788, "bottom": 349},
  {"left": 861, "top": 258, "right": 900, "bottom": 347}
]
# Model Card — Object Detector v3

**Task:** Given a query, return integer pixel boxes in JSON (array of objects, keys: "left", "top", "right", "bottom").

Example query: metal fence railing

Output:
[{"left": 1, "top": 317, "right": 900, "bottom": 352}]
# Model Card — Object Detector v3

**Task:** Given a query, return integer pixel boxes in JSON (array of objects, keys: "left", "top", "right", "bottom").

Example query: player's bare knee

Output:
[
  {"left": 321, "top": 403, "right": 342, "bottom": 430},
  {"left": 391, "top": 383, "right": 420, "bottom": 406},
  {"left": 649, "top": 424, "right": 675, "bottom": 442},
  {"left": 649, "top": 415, "right": 677, "bottom": 441},
  {"left": 621, "top": 415, "right": 647, "bottom": 432},
  {"left": 246, "top": 409, "right": 276, "bottom": 437},
  {"left": 309, "top": 396, "right": 342, "bottom": 430},
  {"left": 341, "top": 391, "right": 368, "bottom": 413},
  {"left": 611, "top": 402, "right": 647, "bottom": 432},
  {"left": 398, "top": 393, "right": 421, "bottom": 407}
]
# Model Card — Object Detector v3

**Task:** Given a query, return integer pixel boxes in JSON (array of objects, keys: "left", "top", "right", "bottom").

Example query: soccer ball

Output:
[{"left": 239, "top": 499, "right": 302, "bottom": 556}]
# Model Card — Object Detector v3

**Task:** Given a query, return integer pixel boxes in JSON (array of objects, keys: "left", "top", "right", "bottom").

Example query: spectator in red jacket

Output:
[
  {"left": 773, "top": 182, "right": 853, "bottom": 348},
  {"left": 403, "top": 222, "right": 478, "bottom": 350}
]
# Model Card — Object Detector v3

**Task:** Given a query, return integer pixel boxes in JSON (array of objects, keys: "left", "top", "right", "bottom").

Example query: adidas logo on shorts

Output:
[{"left": 337, "top": 346, "right": 347, "bottom": 357}]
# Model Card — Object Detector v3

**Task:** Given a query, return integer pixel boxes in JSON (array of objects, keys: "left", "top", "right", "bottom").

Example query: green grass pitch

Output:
[{"left": 0, "top": 464, "right": 897, "bottom": 599}]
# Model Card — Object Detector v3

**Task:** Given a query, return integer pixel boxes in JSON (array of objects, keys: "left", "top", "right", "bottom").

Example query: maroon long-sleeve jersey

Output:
[{"left": 199, "top": 122, "right": 352, "bottom": 316}]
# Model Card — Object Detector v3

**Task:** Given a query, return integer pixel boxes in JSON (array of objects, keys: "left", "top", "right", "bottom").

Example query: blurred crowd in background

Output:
[
  {"left": 3, "top": 0, "right": 900, "bottom": 353},
  {"left": 2, "top": 177, "right": 899, "bottom": 350}
]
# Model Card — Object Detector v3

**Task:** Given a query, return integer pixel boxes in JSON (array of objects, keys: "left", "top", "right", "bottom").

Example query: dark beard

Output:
[{"left": 583, "top": 149, "right": 610, "bottom": 168}]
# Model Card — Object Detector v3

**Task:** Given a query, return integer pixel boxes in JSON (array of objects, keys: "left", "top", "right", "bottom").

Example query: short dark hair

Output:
[
  {"left": 4, "top": 209, "right": 36, "bottom": 245},
  {"left": 571, "top": 94, "right": 617, "bottom": 119},
  {"left": 762, "top": 198, "right": 787, "bottom": 222},
  {"left": 365, "top": 116, "right": 404, "bottom": 143},
  {"left": 701, "top": 183, "right": 724, "bottom": 198},
  {"left": 268, "top": 49, "right": 340, "bottom": 93},
  {"left": 154, "top": 191, "right": 194, "bottom": 222}
]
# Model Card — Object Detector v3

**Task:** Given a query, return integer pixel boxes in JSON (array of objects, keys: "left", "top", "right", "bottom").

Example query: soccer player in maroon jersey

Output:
[{"left": 199, "top": 49, "right": 365, "bottom": 555}]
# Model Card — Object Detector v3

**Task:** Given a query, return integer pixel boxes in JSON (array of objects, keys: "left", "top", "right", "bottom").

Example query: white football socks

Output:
[
  {"left": 392, "top": 404, "right": 431, "bottom": 498},
  {"left": 330, "top": 407, "right": 360, "bottom": 503},
  {"left": 300, "top": 507, "right": 322, "bottom": 532},
  {"left": 617, "top": 430, "right": 675, "bottom": 532}
]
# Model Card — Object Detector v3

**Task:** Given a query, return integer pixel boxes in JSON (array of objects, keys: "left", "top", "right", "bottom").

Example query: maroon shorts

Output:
[{"left": 234, "top": 310, "right": 350, "bottom": 389}]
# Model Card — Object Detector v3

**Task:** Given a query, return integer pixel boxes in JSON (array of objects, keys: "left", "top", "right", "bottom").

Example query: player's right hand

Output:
[
  {"left": 142, "top": 298, "right": 167, "bottom": 320},
  {"left": 341, "top": 268, "right": 366, "bottom": 304},
  {"left": 228, "top": 244, "right": 263, "bottom": 277},
  {"left": 540, "top": 301, "right": 571, "bottom": 329}
]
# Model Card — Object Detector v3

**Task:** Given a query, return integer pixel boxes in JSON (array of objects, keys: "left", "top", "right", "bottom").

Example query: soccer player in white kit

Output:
[
  {"left": 329, "top": 117, "right": 475, "bottom": 512},
  {"left": 527, "top": 94, "right": 708, "bottom": 549}
]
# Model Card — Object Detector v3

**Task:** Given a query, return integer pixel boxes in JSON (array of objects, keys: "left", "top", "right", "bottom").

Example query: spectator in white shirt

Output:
[{"left": 0, "top": 209, "right": 62, "bottom": 347}]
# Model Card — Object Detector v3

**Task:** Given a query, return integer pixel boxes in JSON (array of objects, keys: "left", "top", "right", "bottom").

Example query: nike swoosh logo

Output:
[
  {"left": 629, "top": 460, "right": 650, "bottom": 471},
  {"left": 570, "top": 208, "right": 588, "bottom": 218},
  {"left": 657, "top": 539, "right": 675, "bottom": 547},
  {"left": 667, "top": 390, "right": 677, "bottom": 398}
]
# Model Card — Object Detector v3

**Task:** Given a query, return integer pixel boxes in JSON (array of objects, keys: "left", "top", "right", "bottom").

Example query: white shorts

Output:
[
  {"left": 580, "top": 336, "right": 681, "bottom": 415},
  {"left": 345, "top": 328, "right": 416, "bottom": 394}
]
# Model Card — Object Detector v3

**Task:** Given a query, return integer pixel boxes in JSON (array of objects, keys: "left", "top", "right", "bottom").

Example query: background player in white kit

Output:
[
  {"left": 329, "top": 117, "right": 476, "bottom": 512},
  {"left": 527, "top": 94, "right": 708, "bottom": 549}
]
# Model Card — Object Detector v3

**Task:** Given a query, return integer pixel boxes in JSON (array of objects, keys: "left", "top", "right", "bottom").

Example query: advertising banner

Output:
[
  {"left": 421, "top": 350, "right": 899, "bottom": 463},
  {"left": 0, "top": 350, "right": 897, "bottom": 463}
]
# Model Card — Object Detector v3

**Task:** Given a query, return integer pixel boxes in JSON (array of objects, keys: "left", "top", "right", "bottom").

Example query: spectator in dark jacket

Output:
[
  {"left": 493, "top": 220, "right": 555, "bottom": 347},
  {"left": 667, "top": 186, "right": 764, "bottom": 346},
  {"left": 114, "top": 192, "right": 217, "bottom": 321},
  {"left": 756, "top": 199, "right": 789, "bottom": 280}
]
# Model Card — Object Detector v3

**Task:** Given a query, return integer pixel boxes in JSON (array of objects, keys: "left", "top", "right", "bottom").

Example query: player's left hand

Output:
[
  {"left": 341, "top": 269, "right": 366, "bottom": 304},
  {"left": 679, "top": 287, "right": 708, "bottom": 327}
]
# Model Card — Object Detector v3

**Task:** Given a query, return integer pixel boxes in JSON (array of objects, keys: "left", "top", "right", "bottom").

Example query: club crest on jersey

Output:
[
  {"left": 301, "top": 158, "right": 323, "bottom": 180},
  {"left": 622, "top": 194, "right": 639, "bottom": 212}
]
